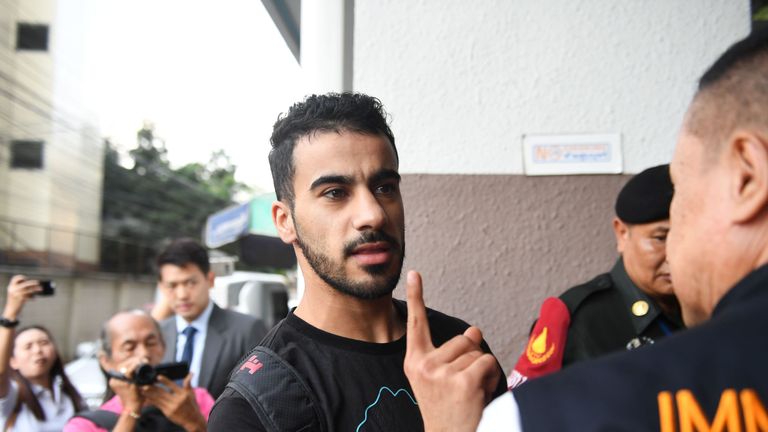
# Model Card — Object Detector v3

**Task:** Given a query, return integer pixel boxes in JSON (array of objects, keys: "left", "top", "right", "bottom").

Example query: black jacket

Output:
[
  {"left": 514, "top": 264, "right": 768, "bottom": 431},
  {"left": 559, "top": 259, "right": 683, "bottom": 366}
]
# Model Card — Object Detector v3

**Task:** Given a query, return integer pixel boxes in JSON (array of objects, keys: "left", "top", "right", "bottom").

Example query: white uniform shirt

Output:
[
  {"left": 0, "top": 376, "right": 76, "bottom": 432},
  {"left": 174, "top": 300, "right": 214, "bottom": 387}
]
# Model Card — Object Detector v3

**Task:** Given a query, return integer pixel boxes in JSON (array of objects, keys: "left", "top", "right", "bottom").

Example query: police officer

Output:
[{"left": 507, "top": 164, "right": 684, "bottom": 389}]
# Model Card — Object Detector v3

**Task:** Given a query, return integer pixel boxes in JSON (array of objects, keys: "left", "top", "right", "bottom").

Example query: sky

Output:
[{"left": 80, "top": 0, "right": 303, "bottom": 194}]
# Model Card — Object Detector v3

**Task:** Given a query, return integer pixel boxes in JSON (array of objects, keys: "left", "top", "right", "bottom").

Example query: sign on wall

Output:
[{"left": 522, "top": 133, "right": 623, "bottom": 175}]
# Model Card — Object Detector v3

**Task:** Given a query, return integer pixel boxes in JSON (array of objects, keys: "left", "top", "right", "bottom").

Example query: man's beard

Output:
[{"left": 295, "top": 226, "right": 405, "bottom": 300}]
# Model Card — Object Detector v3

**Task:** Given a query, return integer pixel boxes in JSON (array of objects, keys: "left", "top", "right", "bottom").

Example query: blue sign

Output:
[{"left": 205, "top": 202, "right": 251, "bottom": 248}]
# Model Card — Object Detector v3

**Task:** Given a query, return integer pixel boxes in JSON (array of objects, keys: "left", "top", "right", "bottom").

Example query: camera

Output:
[
  {"left": 38, "top": 280, "right": 55, "bottom": 296},
  {"left": 107, "top": 362, "right": 189, "bottom": 386}
]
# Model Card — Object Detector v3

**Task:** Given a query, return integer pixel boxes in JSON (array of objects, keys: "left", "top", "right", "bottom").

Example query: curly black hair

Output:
[{"left": 268, "top": 92, "right": 397, "bottom": 206}]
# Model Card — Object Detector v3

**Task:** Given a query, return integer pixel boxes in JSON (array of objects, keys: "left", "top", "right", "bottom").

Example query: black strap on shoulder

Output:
[
  {"left": 559, "top": 273, "right": 613, "bottom": 314},
  {"left": 72, "top": 409, "right": 119, "bottom": 430},
  {"left": 226, "top": 346, "right": 327, "bottom": 432}
]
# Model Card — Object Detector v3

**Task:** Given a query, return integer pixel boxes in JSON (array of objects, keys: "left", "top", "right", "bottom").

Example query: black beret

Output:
[{"left": 615, "top": 164, "right": 673, "bottom": 224}]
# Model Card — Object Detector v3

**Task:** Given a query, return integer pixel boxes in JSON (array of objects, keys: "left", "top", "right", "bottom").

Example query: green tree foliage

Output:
[{"left": 100, "top": 124, "right": 250, "bottom": 274}]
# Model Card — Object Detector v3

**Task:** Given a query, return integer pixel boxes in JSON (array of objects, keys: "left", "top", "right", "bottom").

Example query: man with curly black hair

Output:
[{"left": 208, "top": 93, "right": 507, "bottom": 431}]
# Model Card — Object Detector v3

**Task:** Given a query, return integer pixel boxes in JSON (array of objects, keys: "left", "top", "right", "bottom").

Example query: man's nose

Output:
[
  {"left": 351, "top": 190, "right": 387, "bottom": 231},
  {"left": 660, "top": 259, "right": 671, "bottom": 272},
  {"left": 177, "top": 285, "right": 190, "bottom": 299},
  {"left": 135, "top": 345, "right": 151, "bottom": 362}
]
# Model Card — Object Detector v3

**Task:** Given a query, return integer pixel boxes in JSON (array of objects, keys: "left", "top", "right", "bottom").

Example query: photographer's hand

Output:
[
  {"left": 3, "top": 275, "right": 42, "bottom": 320},
  {"left": 142, "top": 374, "right": 206, "bottom": 432},
  {"left": 107, "top": 358, "right": 146, "bottom": 431},
  {"left": 109, "top": 376, "right": 144, "bottom": 432}
]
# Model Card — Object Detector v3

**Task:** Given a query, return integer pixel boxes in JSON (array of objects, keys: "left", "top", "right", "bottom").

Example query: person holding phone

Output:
[
  {"left": 0, "top": 275, "right": 87, "bottom": 431},
  {"left": 64, "top": 309, "right": 213, "bottom": 431}
]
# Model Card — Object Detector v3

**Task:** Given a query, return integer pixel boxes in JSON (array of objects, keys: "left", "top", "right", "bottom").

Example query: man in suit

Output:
[{"left": 156, "top": 238, "right": 267, "bottom": 399}]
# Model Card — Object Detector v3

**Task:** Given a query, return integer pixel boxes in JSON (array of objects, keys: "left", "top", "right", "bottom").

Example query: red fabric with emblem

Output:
[{"left": 508, "top": 297, "right": 571, "bottom": 389}]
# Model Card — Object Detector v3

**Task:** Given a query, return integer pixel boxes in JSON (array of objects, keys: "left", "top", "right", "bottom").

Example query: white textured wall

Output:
[{"left": 355, "top": 0, "right": 750, "bottom": 174}]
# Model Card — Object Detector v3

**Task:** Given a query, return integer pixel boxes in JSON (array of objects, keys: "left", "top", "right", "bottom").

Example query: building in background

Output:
[
  {"left": 0, "top": 0, "right": 116, "bottom": 363},
  {"left": 0, "top": 0, "right": 103, "bottom": 271}
]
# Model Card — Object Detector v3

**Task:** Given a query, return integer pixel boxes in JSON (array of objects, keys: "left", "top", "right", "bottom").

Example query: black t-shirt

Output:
[{"left": 208, "top": 300, "right": 507, "bottom": 431}]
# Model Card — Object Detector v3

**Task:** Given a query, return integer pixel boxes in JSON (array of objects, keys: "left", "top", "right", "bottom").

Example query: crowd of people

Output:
[
  {"left": 0, "top": 25, "right": 765, "bottom": 432},
  {"left": 0, "top": 239, "right": 263, "bottom": 431}
]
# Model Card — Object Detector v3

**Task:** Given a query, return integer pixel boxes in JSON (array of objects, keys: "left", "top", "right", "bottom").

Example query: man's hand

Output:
[
  {"left": 404, "top": 271, "right": 500, "bottom": 432},
  {"left": 142, "top": 374, "right": 206, "bottom": 432},
  {"left": 108, "top": 358, "right": 147, "bottom": 416}
]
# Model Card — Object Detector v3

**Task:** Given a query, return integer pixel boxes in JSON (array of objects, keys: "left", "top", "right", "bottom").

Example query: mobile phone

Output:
[{"left": 38, "top": 280, "right": 55, "bottom": 296}]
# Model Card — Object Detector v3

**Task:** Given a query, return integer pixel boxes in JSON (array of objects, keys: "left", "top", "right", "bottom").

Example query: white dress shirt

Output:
[
  {"left": 0, "top": 376, "right": 76, "bottom": 432},
  {"left": 477, "top": 392, "right": 524, "bottom": 431},
  {"left": 174, "top": 300, "right": 214, "bottom": 387}
]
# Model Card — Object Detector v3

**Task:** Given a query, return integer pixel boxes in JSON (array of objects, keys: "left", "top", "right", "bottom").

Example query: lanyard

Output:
[{"left": 658, "top": 318, "right": 672, "bottom": 336}]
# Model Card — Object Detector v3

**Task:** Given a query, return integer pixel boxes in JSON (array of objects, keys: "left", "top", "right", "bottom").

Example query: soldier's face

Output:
[{"left": 616, "top": 218, "right": 673, "bottom": 298}]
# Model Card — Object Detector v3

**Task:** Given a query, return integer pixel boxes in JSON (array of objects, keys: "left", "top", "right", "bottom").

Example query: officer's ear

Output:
[
  {"left": 727, "top": 129, "right": 768, "bottom": 224},
  {"left": 613, "top": 217, "right": 630, "bottom": 254}
]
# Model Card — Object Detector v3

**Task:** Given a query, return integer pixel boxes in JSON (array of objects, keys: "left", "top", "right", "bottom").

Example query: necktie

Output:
[{"left": 181, "top": 326, "right": 197, "bottom": 366}]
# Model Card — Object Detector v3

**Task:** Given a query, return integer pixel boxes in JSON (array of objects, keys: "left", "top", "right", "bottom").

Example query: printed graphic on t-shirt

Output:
[{"left": 355, "top": 386, "right": 423, "bottom": 432}]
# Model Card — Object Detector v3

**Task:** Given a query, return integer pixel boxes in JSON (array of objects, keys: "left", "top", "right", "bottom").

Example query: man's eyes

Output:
[
  {"left": 376, "top": 183, "right": 398, "bottom": 194},
  {"left": 322, "top": 183, "right": 398, "bottom": 200},
  {"left": 323, "top": 188, "right": 348, "bottom": 199},
  {"left": 166, "top": 279, "right": 198, "bottom": 289}
]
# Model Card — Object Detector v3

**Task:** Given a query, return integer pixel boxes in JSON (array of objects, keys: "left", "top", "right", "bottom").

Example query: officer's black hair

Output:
[
  {"left": 699, "top": 26, "right": 768, "bottom": 90},
  {"left": 687, "top": 27, "right": 768, "bottom": 158}
]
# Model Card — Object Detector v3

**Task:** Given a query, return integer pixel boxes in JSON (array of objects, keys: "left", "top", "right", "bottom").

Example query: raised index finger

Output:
[{"left": 406, "top": 270, "right": 434, "bottom": 355}]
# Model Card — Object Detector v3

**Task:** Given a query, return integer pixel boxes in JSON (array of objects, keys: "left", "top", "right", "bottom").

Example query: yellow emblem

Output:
[
  {"left": 632, "top": 300, "right": 649, "bottom": 317},
  {"left": 525, "top": 327, "right": 556, "bottom": 364}
]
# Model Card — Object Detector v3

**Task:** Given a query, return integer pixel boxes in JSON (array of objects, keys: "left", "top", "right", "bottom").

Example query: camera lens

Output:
[{"left": 133, "top": 363, "right": 158, "bottom": 386}]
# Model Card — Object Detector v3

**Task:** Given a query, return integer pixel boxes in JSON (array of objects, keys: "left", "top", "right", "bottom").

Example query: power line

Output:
[
  {"left": 0, "top": 94, "right": 105, "bottom": 172},
  {"left": 0, "top": 28, "right": 92, "bottom": 120},
  {"left": 0, "top": 186, "right": 102, "bottom": 217}
]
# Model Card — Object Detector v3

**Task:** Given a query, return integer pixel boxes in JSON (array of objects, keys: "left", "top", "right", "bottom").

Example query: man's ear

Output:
[
  {"left": 98, "top": 351, "right": 113, "bottom": 372},
  {"left": 273, "top": 200, "right": 297, "bottom": 244},
  {"left": 206, "top": 271, "right": 216, "bottom": 288},
  {"left": 612, "top": 217, "right": 630, "bottom": 254},
  {"left": 728, "top": 129, "right": 768, "bottom": 224}
]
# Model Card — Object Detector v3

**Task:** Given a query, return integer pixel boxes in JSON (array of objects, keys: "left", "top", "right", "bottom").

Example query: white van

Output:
[{"left": 211, "top": 271, "right": 293, "bottom": 329}]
